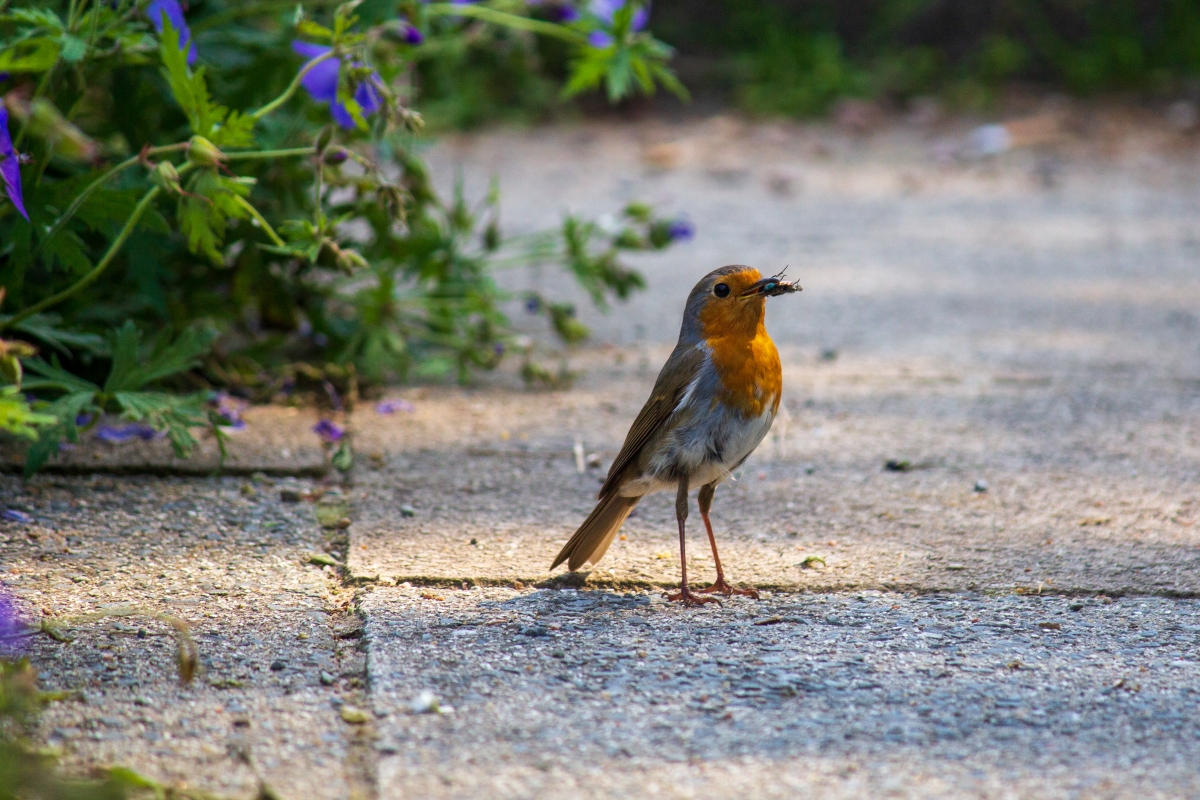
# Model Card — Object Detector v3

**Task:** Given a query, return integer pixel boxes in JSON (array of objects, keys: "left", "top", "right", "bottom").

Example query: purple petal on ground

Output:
[
  {"left": 588, "top": 30, "right": 613, "bottom": 47},
  {"left": 211, "top": 391, "right": 248, "bottom": 425},
  {"left": 0, "top": 584, "right": 30, "bottom": 656},
  {"left": 75, "top": 413, "right": 93, "bottom": 426},
  {"left": 313, "top": 419, "right": 345, "bottom": 442},
  {"left": 375, "top": 399, "right": 415, "bottom": 414},
  {"left": 95, "top": 423, "right": 159, "bottom": 443},
  {"left": 0, "top": 107, "right": 28, "bottom": 221},
  {"left": 147, "top": 0, "right": 197, "bottom": 66},
  {"left": 2, "top": 509, "right": 33, "bottom": 524}
]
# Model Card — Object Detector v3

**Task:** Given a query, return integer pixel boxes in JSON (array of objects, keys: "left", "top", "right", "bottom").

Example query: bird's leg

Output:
[
  {"left": 665, "top": 478, "right": 719, "bottom": 608},
  {"left": 694, "top": 482, "right": 760, "bottom": 599}
]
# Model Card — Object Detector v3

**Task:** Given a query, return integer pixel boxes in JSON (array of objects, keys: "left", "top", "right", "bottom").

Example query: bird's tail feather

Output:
[{"left": 551, "top": 494, "right": 639, "bottom": 572}]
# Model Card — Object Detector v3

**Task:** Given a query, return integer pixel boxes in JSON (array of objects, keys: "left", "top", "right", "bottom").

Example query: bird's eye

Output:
[{"left": 713, "top": 283, "right": 730, "bottom": 298}]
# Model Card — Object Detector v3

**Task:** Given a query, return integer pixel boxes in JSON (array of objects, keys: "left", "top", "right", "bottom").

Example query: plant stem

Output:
[
  {"left": 225, "top": 147, "right": 316, "bottom": 161},
  {"left": 1, "top": 186, "right": 163, "bottom": 331},
  {"left": 250, "top": 51, "right": 337, "bottom": 121},
  {"left": 234, "top": 195, "right": 286, "bottom": 247},
  {"left": 425, "top": 4, "right": 588, "bottom": 44},
  {"left": 33, "top": 143, "right": 189, "bottom": 260}
]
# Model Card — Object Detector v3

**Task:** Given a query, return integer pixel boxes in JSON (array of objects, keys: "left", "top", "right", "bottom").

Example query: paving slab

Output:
[
  {"left": 0, "top": 405, "right": 329, "bottom": 475},
  {"left": 364, "top": 585, "right": 1200, "bottom": 799},
  {"left": 1, "top": 473, "right": 370, "bottom": 799},
  {"left": 345, "top": 348, "right": 1200, "bottom": 596}
]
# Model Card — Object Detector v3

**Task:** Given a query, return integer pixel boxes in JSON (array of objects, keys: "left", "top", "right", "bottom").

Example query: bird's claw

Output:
[
  {"left": 695, "top": 578, "right": 760, "bottom": 600},
  {"left": 665, "top": 587, "right": 722, "bottom": 607}
]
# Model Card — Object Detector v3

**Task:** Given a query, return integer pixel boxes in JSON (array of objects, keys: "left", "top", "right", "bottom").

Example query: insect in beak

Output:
[{"left": 740, "top": 268, "right": 802, "bottom": 298}]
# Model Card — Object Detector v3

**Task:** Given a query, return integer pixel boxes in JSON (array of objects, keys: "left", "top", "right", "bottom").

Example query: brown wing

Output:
[{"left": 598, "top": 344, "right": 705, "bottom": 500}]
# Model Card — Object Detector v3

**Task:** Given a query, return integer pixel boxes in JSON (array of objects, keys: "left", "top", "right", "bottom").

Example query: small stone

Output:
[
  {"left": 512, "top": 580, "right": 525, "bottom": 591},
  {"left": 308, "top": 552, "right": 339, "bottom": 567},
  {"left": 320, "top": 671, "right": 336, "bottom": 686},
  {"left": 399, "top": 505, "right": 416, "bottom": 517},
  {"left": 335, "top": 517, "right": 352, "bottom": 529},
  {"left": 1069, "top": 602, "right": 1085, "bottom": 611},
  {"left": 885, "top": 459, "right": 912, "bottom": 472},
  {"left": 974, "top": 480, "right": 988, "bottom": 493},
  {"left": 409, "top": 690, "right": 440, "bottom": 714},
  {"left": 340, "top": 705, "right": 370, "bottom": 724},
  {"left": 270, "top": 660, "right": 286, "bottom": 672},
  {"left": 280, "top": 490, "right": 302, "bottom": 503}
]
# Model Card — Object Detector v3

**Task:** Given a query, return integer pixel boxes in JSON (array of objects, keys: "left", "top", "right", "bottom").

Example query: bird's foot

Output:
[
  {"left": 664, "top": 586, "right": 721, "bottom": 607},
  {"left": 695, "top": 578, "right": 760, "bottom": 599}
]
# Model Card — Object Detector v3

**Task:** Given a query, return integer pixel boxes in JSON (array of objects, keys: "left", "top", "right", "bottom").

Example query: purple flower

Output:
[
  {"left": 0, "top": 106, "right": 27, "bottom": 222},
  {"left": 588, "top": 30, "right": 613, "bottom": 47},
  {"left": 0, "top": 72, "right": 9, "bottom": 83},
  {"left": 211, "top": 392, "right": 248, "bottom": 430},
  {"left": 147, "top": 0, "right": 197, "bottom": 67},
  {"left": 313, "top": 419, "right": 345, "bottom": 442},
  {"left": 292, "top": 42, "right": 383, "bottom": 130},
  {"left": 0, "top": 584, "right": 30, "bottom": 656},
  {"left": 375, "top": 399, "right": 415, "bottom": 415},
  {"left": 667, "top": 219, "right": 694, "bottom": 241},
  {"left": 531, "top": 1, "right": 580, "bottom": 22},
  {"left": 589, "top": 0, "right": 648, "bottom": 32},
  {"left": 403, "top": 25, "right": 424, "bottom": 45},
  {"left": 524, "top": 295, "right": 541, "bottom": 314},
  {"left": 95, "top": 423, "right": 159, "bottom": 443},
  {"left": 2, "top": 509, "right": 33, "bottom": 524},
  {"left": 75, "top": 413, "right": 93, "bottom": 427}
]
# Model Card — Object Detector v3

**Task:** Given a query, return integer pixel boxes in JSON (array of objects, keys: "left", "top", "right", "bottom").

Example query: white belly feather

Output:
[{"left": 619, "top": 357, "right": 777, "bottom": 497}]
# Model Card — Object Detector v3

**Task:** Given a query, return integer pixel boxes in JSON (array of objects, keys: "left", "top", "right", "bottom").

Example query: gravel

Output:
[{"left": 366, "top": 586, "right": 1200, "bottom": 799}]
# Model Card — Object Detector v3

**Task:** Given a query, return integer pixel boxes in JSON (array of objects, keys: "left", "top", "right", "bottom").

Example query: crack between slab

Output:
[{"left": 341, "top": 570, "right": 1200, "bottom": 600}]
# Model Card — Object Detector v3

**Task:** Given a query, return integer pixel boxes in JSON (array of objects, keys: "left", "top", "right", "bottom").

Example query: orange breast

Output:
[{"left": 698, "top": 295, "right": 782, "bottom": 418}]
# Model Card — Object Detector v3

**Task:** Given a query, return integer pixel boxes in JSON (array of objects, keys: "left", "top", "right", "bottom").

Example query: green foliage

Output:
[
  {"left": 0, "top": 658, "right": 205, "bottom": 800},
  {"left": 18, "top": 321, "right": 221, "bottom": 476},
  {"left": 0, "top": 0, "right": 690, "bottom": 473},
  {"left": 651, "top": 0, "right": 1200, "bottom": 117}
]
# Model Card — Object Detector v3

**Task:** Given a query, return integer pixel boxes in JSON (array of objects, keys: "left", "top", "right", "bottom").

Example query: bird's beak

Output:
[{"left": 740, "top": 276, "right": 802, "bottom": 298}]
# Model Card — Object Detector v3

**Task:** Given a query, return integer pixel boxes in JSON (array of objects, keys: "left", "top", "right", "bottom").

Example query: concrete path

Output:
[{"left": 4, "top": 114, "right": 1200, "bottom": 798}]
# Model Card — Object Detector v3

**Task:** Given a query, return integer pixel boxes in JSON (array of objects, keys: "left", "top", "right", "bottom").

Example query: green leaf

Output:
[
  {"left": 21, "top": 356, "right": 101, "bottom": 394},
  {"left": 9, "top": 314, "right": 107, "bottom": 357},
  {"left": 113, "top": 391, "right": 206, "bottom": 458},
  {"left": 0, "top": 37, "right": 60, "bottom": 72},
  {"left": 157, "top": 17, "right": 257, "bottom": 147},
  {"left": 296, "top": 20, "right": 334, "bottom": 41},
  {"left": 104, "top": 323, "right": 216, "bottom": 392},
  {"left": 22, "top": 390, "right": 97, "bottom": 476},
  {"left": 58, "top": 33, "right": 87, "bottom": 62},
  {"left": 0, "top": 386, "right": 56, "bottom": 440},
  {"left": 102, "top": 319, "right": 141, "bottom": 393},
  {"left": 7, "top": 8, "right": 65, "bottom": 30},
  {"left": 41, "top": 228, "right": 92, "bottom": 274},
  {"left": 210, "top": 110, "right": 256, "bottom": 149},
  {"left": 178, "top": 170, "right": 252, "bottom": 263}
]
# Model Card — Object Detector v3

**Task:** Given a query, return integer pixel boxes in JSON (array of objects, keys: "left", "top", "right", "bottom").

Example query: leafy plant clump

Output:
[{"left": 0, "top": 0, "right": 691, "bottom": 471}]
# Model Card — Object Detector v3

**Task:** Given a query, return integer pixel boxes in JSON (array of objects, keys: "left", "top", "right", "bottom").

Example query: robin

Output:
[{"left": 550, "top": 265, "right": 801, "bottom": 606}]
